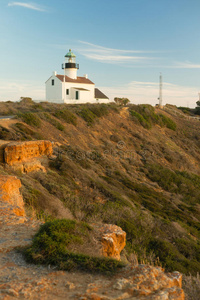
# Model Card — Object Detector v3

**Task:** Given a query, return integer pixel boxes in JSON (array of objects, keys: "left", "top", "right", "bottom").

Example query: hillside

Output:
[{"left": 0, "top": 99, "right": 200, "bottom": 280}]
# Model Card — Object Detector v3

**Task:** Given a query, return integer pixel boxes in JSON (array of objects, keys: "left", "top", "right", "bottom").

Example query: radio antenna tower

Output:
[{"left": 158, "top": 73, "right": 163, "bottom": 108}]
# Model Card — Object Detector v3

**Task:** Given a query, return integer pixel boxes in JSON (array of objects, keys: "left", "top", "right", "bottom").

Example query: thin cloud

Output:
[
  {"left": 83, "top": 53, "right": 150, "bottom": 63},
  {"left": 78, "top": 41, "right": 158, "bottom": 54},
  {"left": 8, "top": 2, "right": 46, "bottom": 12},
  {"left": 173, "top": 61, "right": 200, "bottom": 69},
  {"left": 76, "top": 41, "right": 158, "bottom": 65}
]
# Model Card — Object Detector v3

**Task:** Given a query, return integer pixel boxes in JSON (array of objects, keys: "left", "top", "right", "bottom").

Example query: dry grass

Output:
[{"left": 182, "top": 273, "right": 200, "bottom": 300}]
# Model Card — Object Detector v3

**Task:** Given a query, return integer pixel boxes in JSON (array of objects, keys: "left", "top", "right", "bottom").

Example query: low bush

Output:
[
  {"left": 54, "top": 109, "right": 77, "bottom": 126},
  {"left": 157, "top": 114, "right": 177, "bottom": 130},
  {"left": 0, "top": 126, "right": 11, "bottom": 139},
  {"left": 147, "top": 238, "right": 200, "bottom": 275},
  {"left": 145, "top": 163, "right": 200, "bottom": 205},
  {"left": 77, "top": 107, "right": 97, "bottom": 126},
  {"left": 18, "top": 112, "right": 41, "bottom": 128},
  {"left": 39, "top": 112, "right": 65, "bottom": 131},
  {"left": 130, "top": 110, "right": 151, "bottom": 129},
  {"left": 87, "top": 104, "right": 109, "bottom": 117},
  {"left": 129, "top": 105, "right": 176, "bottom": 131},
  {"left": 24, "top": 219, "right": 124, "bottom": 273},
  {"left": 13, "top": 123, "right": 44, "bottom": 140}
]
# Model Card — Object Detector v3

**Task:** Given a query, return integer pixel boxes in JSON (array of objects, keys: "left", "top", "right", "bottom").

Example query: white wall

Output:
[
  {"left": 95, "top": 98, "right": 112, "bottom": 104},
  {"left": 46, "top": 75, "right": 63, "bottom": 103},
  {"left": 63, "top": 82, "right": 95, "bottom": 103},
  {"left": 46, "top": 75, "right": 112, "bottom": 104},
  {"left": 65, "top": 68, "right": 77, "bottom": 80}
]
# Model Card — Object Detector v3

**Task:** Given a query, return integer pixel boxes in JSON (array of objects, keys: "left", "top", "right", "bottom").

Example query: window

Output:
[
  {"left": 52, "top": 79, "right": 54, "bottom": 86},
  {"left": 76, "top": 91, "right": 79, "bottom": 100},
  {"left": 66, "top": 89, "right": 69, "bottom": 95}
]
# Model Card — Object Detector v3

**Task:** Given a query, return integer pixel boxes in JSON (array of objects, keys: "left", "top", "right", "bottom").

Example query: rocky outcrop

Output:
[
  {"left": 4, "top": 140, "right": 52, "bottom": 173},
  {"left": 0, "top": 175, "right": 25, "bottom": 223},
  {"left": 93, "top": 224, "right": 126, "bottom": 260},
  {"left": 4, "top": 140, "right": 52, "bottom": 165},
  {"left": 78, "top": 264, "right": 184, "bottom": 300}
]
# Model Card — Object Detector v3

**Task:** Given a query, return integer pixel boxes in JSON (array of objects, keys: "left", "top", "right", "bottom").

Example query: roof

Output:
[
  {"left": 74, "top": 88, "right": 89, "bottom": 91},
  {"left": 95, "top": 88, "right": 109, "bottom": 99},
  {"left": 65, "top": 49, "right": 76, "bottom": 58},
  {"left": 56, "top": 75, "right": 94, "bottom": 85}
]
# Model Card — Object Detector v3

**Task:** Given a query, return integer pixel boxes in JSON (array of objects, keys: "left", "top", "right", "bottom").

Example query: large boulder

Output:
[{"left": 93, "top": 223, "right": 126, "bottom": 260}]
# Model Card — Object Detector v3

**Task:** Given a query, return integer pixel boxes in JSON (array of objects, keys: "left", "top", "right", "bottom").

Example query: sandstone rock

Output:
[
  {"left": 3, "top": 140, "right": 53, "bottom": 173},
  {"left": 80, "top": 264, "right": 185, "bottom": 300},
  {"left": 93, "top": 224, "right": 126, "bottom": 260},
  {"left": 4, "top": 140, "right": 52, "bottom": 166},
  {"left": 11, "top": 159, "right": 47, "bottom": 173},
  {"left": 0, "top": 175, "right": 25, "bottom": 217}
]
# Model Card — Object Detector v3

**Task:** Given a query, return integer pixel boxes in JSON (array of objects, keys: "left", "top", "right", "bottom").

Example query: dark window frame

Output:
[
  {"left": 66, "top": 89, "right": 69, "bottom": 95},
  {"left": 52, "top": 79, "right": 54, "bottom": 86}
]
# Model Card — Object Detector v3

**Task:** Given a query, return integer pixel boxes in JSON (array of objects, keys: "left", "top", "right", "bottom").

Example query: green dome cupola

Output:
[{"left": 65, "top": 49, "right": 76, "bottom": 59}]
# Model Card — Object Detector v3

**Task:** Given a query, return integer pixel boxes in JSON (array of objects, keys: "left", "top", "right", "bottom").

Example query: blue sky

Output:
[{"left": 1, "top": 0, "right": 200, "bottom": 107}]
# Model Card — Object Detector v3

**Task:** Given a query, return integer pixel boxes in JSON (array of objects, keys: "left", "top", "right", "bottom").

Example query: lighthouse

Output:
[
  {"left": 45, "top": 49, "right": 110, "bottom": 104},
  {"left": 62, "top": 49, "right": 79, "bottom": 80}
]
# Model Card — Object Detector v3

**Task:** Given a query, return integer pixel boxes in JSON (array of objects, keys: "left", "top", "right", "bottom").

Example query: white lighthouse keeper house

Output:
[{"left": 45, "top": 49, "right": 110, "bottom": 104}]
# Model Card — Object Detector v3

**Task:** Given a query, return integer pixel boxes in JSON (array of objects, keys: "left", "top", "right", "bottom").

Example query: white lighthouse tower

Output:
[{"left": 62, "top": 49, "right": 79, "bottom": 79}]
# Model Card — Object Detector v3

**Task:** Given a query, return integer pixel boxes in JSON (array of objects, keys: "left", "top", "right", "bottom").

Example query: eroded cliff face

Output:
[
  {"left": 0, "top": 175, "right": 25, "bottom": 223},
  {"left": 3, "top": 140, "right": 53, "bottom": 173}
]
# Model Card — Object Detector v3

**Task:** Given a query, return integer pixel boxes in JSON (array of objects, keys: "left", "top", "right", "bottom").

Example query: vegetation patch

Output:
[
  {"left": 129, "top": 104, "right": 176, "bottom": 130},
  {"left": 18, "top": 112, "right": 42, "bottom": 128},
  {"left": 53, "top": 109, "right": 77, "bottom": 126},
  {"left": 13, "top": 123, "right": 44, "bottom": 140},
  {"left": 24, "top": 219, "right": 124, "bottom": 273},
  {"left": 87, "top": 104, "right": 109, "bottom": 117},
  {"left": 0, "top": 126, "right": 11, "bottom": 139},
  {"left": 77, "top": 107, "right": 97, "bottom": 126},
  {"left": 39, "top": 112, "right": 65, "bottom": 131},
  {"left": 144, "top": 163, "right": 200, "bottom": 204},
  {"left": 76, "top": 104, "right": 114, "bottom": 125},
  {"left": 147, "top": 238, "right": 200, "bottom": 275}
]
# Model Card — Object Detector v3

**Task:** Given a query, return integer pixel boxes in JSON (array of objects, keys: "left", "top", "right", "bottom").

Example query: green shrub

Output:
[
  {"left": 88, "top": 104, "right": 109, "bottom": 117},
  {"left": 14, "top": 122, "right": 35, "bottom": 135},
  {"left": 13, "top": 122, "right": 44, "bottom": 140},
  {"left": 145, "top": 163, "right": 200, "bottom": 204},
  {"left": 174, "top": 238, "right": 200, "bottom": 261},
  {"left": 0, "top": 126, "right": 11, "bottom": 139},
  {"left": 130, "top": 110, "right": 151, "bottom": 129},
  {"left": 77, "top": 108, "right": 97, "bottom": 126},
  {"left": 129, "top": 105, "right": 176, "bottom": 131},
  {"left": 147, "top": 238, "right": 200, "bottom": 275},
  {"left": 54, "top": 109, "right": 77, "bottom": 126},
  {"left": 24, "top": 219, "right": 124, "bottom": 273},
  {"left": 39, "top": 112, "right": 65, "bottom": 131},
  {"left": 18, "top": 112, "right": 41, "bottom": 128},
  {"left": 158, "top": 114, "right": 177, "bottom": 130}
]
